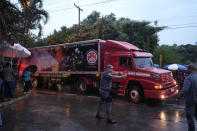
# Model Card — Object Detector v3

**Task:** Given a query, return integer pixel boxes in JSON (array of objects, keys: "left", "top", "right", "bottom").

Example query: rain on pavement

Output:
[{"left": 0, "top": 89, "right": 189, "bottom": 131}]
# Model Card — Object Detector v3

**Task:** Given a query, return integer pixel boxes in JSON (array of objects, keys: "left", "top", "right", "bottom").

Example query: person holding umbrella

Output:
[{"left": 177, "top": 64, "right": 197, "bottom": 131}]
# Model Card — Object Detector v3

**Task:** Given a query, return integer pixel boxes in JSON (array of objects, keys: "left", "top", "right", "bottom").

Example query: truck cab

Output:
[{"left": 102, "top": 40, "right": 178, "bottom": 103}]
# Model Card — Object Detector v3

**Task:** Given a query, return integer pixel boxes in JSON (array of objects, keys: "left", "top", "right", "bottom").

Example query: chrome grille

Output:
[{"left": 161, "top": 72, "right": 173, "bottom": 82}]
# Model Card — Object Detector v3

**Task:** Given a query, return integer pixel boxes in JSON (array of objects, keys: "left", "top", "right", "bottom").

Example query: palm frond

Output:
[{"left": 32, "top": 0, "right": 43, "bottom": 8}]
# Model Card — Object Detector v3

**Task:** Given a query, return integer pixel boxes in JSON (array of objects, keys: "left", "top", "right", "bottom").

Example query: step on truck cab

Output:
[{"left": 19, "top": 39, "right": 178, "bottom": 103}]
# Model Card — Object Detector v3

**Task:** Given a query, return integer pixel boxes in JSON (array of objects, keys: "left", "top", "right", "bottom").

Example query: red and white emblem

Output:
[{"left": 87, "top": 50, "right": 97, "bottom": 65}]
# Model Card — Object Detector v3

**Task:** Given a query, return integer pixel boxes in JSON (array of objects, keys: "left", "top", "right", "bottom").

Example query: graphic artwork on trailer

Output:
[{"left": 22, "top": 43, "right": 98, "bottom": 72}]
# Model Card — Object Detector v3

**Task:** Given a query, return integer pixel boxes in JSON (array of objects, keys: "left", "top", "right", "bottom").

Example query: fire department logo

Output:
[{"left": 87, "top": 50, "right": 97, "bottom": 65}]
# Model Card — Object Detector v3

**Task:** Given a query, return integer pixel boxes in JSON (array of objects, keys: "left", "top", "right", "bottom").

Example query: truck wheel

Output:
[
  {"left": 128, "top": 85, "right": 144, "bottom": 104},
  {"left": 78, "top": 80, "right": 87, "bottom": 92},
  {"left": 31, "top": 77, "right": 38, "bottom": 88}
]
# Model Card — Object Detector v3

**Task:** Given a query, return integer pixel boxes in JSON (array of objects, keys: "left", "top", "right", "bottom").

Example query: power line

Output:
[
  {"left": 44, "top": 0, "right": 197, "bottom": 31},
  {"left": 157, "top": 14, "right": 197, "bottom": 22},
  {"left": 50, "top": 7, "right": 74, "bottom": 13},
  {"left": 49, "top": 0, "right": 119, "bottom": 13},
  {"left": 48, "top": 0, "right": 196, "bottom": 25},
  {"left": 167, "top": 25, "right": 197, "bottom": 29},
  {"left": 45, "top": 0, "right": 101, "bottom": 10},
  {"left": 168, "top": 22, "right": 197, "bottom": 27},
  {"left": 82, "top": 0, "right": 118, "bottom": 7},
  {"left": 44, "top": 0, "right": 73, "bottom": 7}
]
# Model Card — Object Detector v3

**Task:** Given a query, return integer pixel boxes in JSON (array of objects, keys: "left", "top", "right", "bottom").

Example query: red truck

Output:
[{"left": 19, "top": 39, "right": 178, "bottom": 103}]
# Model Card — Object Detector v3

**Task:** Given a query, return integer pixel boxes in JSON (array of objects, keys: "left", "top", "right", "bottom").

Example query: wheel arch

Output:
[
  {"left": 80, "top": 77, "right": 93, "bottom": 86},
  {"left": 126, "top": 80, "right": 145, "bottom": 103},
  {"left": 126, "top": 80, "right": 144, "bottom": 94}
]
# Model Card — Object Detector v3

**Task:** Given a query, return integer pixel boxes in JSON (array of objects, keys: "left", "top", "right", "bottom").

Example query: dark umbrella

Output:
[{"left": 25, "top": 65, "right": 37, "bottom": 73}]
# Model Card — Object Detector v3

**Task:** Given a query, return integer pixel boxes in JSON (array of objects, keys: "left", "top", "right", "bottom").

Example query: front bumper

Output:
[{"left": 144, "top": 85, "right": 179, "bottom": 100}]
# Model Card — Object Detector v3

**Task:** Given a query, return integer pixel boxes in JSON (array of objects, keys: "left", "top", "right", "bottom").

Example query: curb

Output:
[{"left": 0, "top": 93, "right": 30, "bottom": 108}]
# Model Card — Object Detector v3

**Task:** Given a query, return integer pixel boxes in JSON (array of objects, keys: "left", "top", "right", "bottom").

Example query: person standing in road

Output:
[
  {"left": 23, "top": 68, "right": 32, "bottom": 94},
  {"left": 96, "top": 64, "right": 127, "bottom": 124},
  {"left": 2, "top": 62, "right": 16, "bottom": 100},
  {"left": 177, "top": 64, "right": 197, "bottom": 131}
]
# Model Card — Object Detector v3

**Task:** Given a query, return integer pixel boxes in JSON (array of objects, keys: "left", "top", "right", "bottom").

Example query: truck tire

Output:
[
  {"left": 128, "top": 85, "right": 144, "bottom": 104},
  {"left": 78, "top": 80, "right": 87, "bottom": 93},
  {"left": 31, "top": 77, "right": 38, "bottom": 88}
]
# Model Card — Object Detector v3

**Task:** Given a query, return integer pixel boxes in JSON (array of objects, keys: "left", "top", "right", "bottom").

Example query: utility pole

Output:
[{"left": 74, "top": 3, "right": 83, "bottom": 36}]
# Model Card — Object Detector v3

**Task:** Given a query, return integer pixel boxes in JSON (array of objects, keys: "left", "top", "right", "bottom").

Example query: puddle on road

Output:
[
  {"left": 175, "top": 111, "right": 180, "bottom": 123},
  {"left": 160, "top": 111, "right": 167, "bottom": 121},
  {"left": 65, "top": 104, "right": 70, "bottom": 118},
  {"left": 153, "top": 110, "right": 185, "bottom": 124}
]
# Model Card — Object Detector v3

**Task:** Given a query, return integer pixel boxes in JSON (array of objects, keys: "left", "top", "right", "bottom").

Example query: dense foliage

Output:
[
  {"left": 37, "top": 11, "right": 197, "bottom": 66},
  {"left": 1, "top": 2, "right": 196, "bottom": 66},
  {"left": 0, "top": 0, "right": 23, "bottom": 43},
  {"left": 44, "top": 11, "right": 164, "bottom": 53},
  {"left": 153, "top": 44, "right": 197, "bottom": 66},
  {"left": 0, "top": 0, "right": 48, "bottom": 45}
]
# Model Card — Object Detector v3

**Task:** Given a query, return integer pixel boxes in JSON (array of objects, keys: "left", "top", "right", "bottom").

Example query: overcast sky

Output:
[{"left": 15, "top": 0, "right": 197, "bottom": 45}]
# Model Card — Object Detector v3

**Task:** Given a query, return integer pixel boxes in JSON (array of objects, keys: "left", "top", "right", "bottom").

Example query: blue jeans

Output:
[{"left": 4, "top": 81, "right": 15, "bottom": 98}]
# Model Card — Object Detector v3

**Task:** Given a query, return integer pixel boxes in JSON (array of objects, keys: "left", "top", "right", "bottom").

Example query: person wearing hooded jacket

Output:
[{"left": 178, "top": 64, "right": 197, "bottom": 131}]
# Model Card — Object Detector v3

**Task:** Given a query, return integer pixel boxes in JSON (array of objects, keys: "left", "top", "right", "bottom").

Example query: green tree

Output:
[
  {"left": 119, "top": 20, "right": 165, "bottom": 53},
  {"left": 175, "top": 44, "right": 197, "bottom": 64},
  {"left": 18, "top": 0, "right": 49, "bottom": 37},
  {"left": 93, "top": 13, "right": 119, "bottom": 40},
  {"left": 43, "top": 11, "right": 164, "bottom": 54},
  {"left": 0, "top": 0, "right": 49, "bottom": 47},
  {"left": 153, "top": 45, "right": 181, "bottom": 66},
  {"left": 0, "top": 0, "right": 23, "bottom": 44},
  {"left": 83, "top": 11, "right": 100, "bottom": 26}
]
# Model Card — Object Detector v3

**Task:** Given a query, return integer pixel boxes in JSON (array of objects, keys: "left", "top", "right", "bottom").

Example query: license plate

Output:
[{"left": 170, "top": 88, "right": 174, "bottom": 92}]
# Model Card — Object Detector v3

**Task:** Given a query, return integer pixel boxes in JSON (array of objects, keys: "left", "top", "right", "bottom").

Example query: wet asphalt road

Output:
[{"left": 0, "top": 90, "right": 190, "bottom": 131}]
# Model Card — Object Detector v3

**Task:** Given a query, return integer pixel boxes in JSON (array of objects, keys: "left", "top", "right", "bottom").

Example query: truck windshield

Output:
[{"left": 134, "top": 57, "right": 153, "bottom": 68}]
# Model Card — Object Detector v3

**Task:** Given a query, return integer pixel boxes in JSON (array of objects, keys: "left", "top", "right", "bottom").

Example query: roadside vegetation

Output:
[
  {"left": 0, "top": 1, "right": 196, "bottom": 66},
  {"left": 0, "top": 0, "right": 48, "bottom": 45}
]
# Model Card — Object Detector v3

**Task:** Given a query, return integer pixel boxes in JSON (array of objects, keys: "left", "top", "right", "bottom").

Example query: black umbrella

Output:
[{"left": 25, "top": 65, "right": 37, "bottom": 73}]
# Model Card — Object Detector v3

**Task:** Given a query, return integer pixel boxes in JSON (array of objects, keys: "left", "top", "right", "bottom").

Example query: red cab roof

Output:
[
  {"left": 105, "top": 40, "right": 153, "bottom": 57},
  {"left": 105, "top": 40, "right": 140, "bottom": 51}
]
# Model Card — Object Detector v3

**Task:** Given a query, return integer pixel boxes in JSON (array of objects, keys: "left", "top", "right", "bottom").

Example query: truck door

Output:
[
  {"left": 113, "top": 56, "right": 132, "bottom": 83},
  {"left": 110, "top": 56, "right": 132, "bottom": 94}
]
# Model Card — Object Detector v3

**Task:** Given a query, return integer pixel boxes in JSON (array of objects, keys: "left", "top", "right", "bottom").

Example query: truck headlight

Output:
[
  {"left": 154, "top": 85, "right": 163, "bottom": 89},
  {"left": 161, "top": 95, "right": 165, "bottom": 99},
  {"left": 173, "top": 80, "right": 177, "bottom": 85}
]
